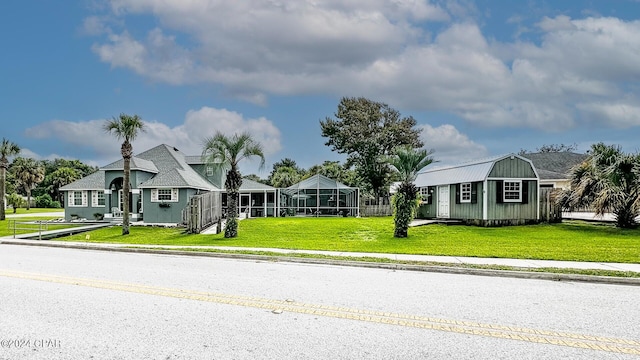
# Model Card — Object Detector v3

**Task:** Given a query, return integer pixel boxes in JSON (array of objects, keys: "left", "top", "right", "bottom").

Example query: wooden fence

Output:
[
  {"left": 360, "top": 204, "right": 393, "bottom": 217},
  {"left": 182, "top": 191, "right": 223, "bottom": 234},
  {"left": 539, "top": 188, "right": 563, "bottom": 223}
]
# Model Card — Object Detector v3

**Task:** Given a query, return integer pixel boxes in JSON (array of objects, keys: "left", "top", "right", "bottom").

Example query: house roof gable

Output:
[{"left": 521, "top": 152, "right": 587, "bottom": 180}]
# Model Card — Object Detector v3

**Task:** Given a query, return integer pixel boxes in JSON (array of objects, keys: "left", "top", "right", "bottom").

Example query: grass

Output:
[
  {"left": 5, "top": 208, "right": 64, "bottom": 215},
  {"left": 1, "top": 209, "right": 74, "bottom": 237},
  {"left": 57, "top": 217, "right": 640, "bottom": 264}
]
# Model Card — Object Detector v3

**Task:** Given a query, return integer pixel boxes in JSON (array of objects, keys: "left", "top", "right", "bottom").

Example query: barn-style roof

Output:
[{"left": 414, "top": 154, "right": 536, "bottom": 187}]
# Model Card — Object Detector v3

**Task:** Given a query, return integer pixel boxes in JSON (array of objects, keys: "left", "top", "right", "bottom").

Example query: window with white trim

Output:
[
  {"left": 151, "top": 188, "right": 179, "bottom": 202},
  {"left": 503, "top": 181, "right": 521, "bottom": 202},
  {"left": 92, "top": 190, "right": 105, "bottom": 207},
  {"left": 206, "top": 166, "right": 214, "bottom": 177},
  {"left": 460, "top": 183, "right": 472, "bottom": 203},
  {"left": 68, "top": 190, "right": 87, "bottom": 207}
]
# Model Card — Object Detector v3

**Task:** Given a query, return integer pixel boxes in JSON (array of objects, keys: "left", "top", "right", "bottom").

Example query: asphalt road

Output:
[{"left": 0, "top": 245, "right": 639, "bottom": 360}]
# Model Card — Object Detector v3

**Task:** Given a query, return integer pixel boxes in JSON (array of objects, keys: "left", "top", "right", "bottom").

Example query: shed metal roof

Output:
[{"left": 414, "top": 154, "right": 535, "bottom": 187}]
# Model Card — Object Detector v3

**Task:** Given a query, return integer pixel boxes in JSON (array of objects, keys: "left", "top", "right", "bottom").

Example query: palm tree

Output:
[
  {"left": 561, "top": 143, "right": 640, "bottom": 228},
  {"left": 202, "top": 132, "right": 265, "bottom": 238},
  {"left": 270, "top": 166, "right": 302, "bottom": 188},
  {"left": 386, "top": 146, "right": 435, "bottom": 238},
  {"left": 0, "top": 138, "right": 20, "bottom": 220},
  {"left": 11, "top": 157, "right": 45, "bottom": 210},
  {"left": 103, "top": 113, "right": 145, "bottom": 235}
]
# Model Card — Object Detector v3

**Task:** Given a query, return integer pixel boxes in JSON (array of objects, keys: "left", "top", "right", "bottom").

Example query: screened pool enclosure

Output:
[{"left": 280, "top": 174, "right": 360, "bottom": 217}]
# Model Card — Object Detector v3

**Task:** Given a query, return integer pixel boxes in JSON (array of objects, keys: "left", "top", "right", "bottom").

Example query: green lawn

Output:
[
  {"left": 57, "top": 217, "right": 640, "bottom": 263},
  {"left": 5, "top": 208, "right": 64, "bottom": 215}
]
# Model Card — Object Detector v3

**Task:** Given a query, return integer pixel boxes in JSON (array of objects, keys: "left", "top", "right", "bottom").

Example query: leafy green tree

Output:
[
  {"left": 386, "top": 146, "right": 435, "bottom": 237},
  {"left": 518, "top": 143, "right": 579, "bottom": 155},
  {"left": 104, "top": 113, "right": 145, "bottom": 235},
  {"left": 11, "top": 157, "right": 45, "bottom": 210},
  {"left": 202, "top": 132, "right": 265, "bottom": 238},
  {"left": 559, "top": 143, "right": 640, "bottom": 228},
  {"left": 47, "top": 167, "right": 81, "bottom": 204},
  {"left": 0, "top": 138, "right": 20, "bottom": 220},
  {"left": 37, "top": 159, "right": 97, "bottom": 200},
  {"left": 6, "top": 193, "right": 23, "bottom": 213},
  {"left": 321, "top": 97, "right": 423, "bottom": 203},
  {"left": 271, "top": 166, "right": 302, "bottom": 188}
]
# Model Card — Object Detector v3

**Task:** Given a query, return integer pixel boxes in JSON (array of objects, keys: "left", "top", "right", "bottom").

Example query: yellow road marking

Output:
[{"left": 2, "top": 269, "right": 639, "bottom": 355}]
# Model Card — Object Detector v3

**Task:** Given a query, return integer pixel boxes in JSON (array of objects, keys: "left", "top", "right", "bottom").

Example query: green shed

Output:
[{"left": 414, "top": 154, "right": 539, "bottom": 226}]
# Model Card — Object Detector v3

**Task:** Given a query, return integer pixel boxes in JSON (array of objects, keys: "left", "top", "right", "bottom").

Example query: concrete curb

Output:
[{"left": 2, "top": 239, "right": 639, "bottom": 287}]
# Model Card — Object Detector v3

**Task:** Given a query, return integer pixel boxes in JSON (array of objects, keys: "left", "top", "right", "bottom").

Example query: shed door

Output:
[{"left": 437, "top": 186, "right": 450, "bottom": 218}]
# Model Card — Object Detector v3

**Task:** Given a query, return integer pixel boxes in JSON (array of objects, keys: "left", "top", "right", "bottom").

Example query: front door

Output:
[
  {"left": 240, "top": 194, "right": 251, "bottom": 217},
  {"left": 437, "top": 185, "right": 450, "bottom": 218}
]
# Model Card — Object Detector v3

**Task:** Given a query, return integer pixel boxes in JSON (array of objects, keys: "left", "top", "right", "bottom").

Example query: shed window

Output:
[
  {"left": 460, "top": 183, "right": 472, "bottom": 203},
  {"left": 503, "top": 181, "right": 521, "bottom": 202}
]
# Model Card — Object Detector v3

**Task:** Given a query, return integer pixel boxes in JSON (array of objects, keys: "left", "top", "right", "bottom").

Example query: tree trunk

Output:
[
  {"left": 224, "top": 167, "right": 242, "bottom": 238},
  {"left": 26, "top": 188, "right": 31, "bottom": 210},
  {"left": 0, "top": 166, "right": 6, "bottom": 221},
  {"left": 122, "top": 141, "right": 132, "bottom": 236}
]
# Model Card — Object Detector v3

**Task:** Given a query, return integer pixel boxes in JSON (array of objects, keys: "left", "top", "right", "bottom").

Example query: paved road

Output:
[{"left": 1, "top": 245, "right": 639, "bottom": 359}]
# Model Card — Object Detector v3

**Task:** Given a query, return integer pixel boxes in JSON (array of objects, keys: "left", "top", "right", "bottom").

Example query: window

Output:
[
  {"left": 158, "top": 189, "right": 172, "bottom": 201},
  {"left": 503, "top": 181, "right": 521, "bottom": 202},
  {"left": 68, "top": 190, "right": 87, "bottom": 207},
  {"left": 151, "top": 188, "right": 179, "bottom": 202},
  {"left": 206, "top": 166, "right": 214, "bottom": 177},
  {"left": 73, "top": 191, "right": 83, "bottom": 206},
  {"left": 92, "top": 190, "right": 105, "bottom": 207},
  {"left": 460, "top": 183, "right": 472, "bottom": 203}
]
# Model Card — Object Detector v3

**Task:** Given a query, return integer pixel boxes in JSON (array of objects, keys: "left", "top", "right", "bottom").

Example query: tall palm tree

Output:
[
  {"left": 270, "top": 166, "right": 301, "bottom": 188},
  {"left": 202, "top": 132, "right": 265, "bottom": 238},
  {"left": 386, "top": 146, "right": 435, "bottom": 238},
  {"left": 561, "top": 142, "right": 640, "bottom": 228},
  {"left": 0, "top": 138, "right": 20, "bottom": 220},
  {"left": 11, "top": 157, "right": 45, "bottom": 210},
  {"left": 103, "top": 113, "right": 145, "bottom": 235}
]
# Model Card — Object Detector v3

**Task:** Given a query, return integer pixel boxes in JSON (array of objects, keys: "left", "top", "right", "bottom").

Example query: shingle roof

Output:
[
  {"left": 65, "top": 144, "right": 220, "bottom": 191},
  {"left": 521, "top": 152, "right": 587, "bottom": 180},
  {"left": 60, "top": 171, "right": 105, "bottom": 190},
  {"left": 184, "top": 155, "right": 204, "bottom": 164},
  {"left": 101, "top": 157, "right": 158, "bottom": 173},
  {"left": 134, "top": 144, "right": 219, "bottom": 190},
  {"left": 237, "top": 178, "right": 276, "bottom": 191},
  {"left": 414, "top": 154, "right": 534, "bottom": 187}
]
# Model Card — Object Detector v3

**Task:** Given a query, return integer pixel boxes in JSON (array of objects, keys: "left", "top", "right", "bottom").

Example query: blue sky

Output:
[{"left": 2, "top": 0, "right": 640, "bottom": 176}]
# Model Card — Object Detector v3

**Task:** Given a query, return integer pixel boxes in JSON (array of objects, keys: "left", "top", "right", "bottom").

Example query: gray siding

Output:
[
  {"left": 486, "top": 180, "right": 538, "bottom": 220},
  {"left": 189, "top": 164, "right": 224, "bottom": 188},
  {"left": 64, "top": 190, "right": 107, "bottom": 221},
  {"left": 489, "top": 157, "right": 536, "bottom": 178},
  {"left": 450, "top": 182, "right": 483, "bottom": 220},
  {"left": 142, "top": 188, "right": 197, "bottom": 224}
]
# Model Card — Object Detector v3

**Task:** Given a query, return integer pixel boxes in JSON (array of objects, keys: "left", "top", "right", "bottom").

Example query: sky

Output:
[{"left": 2, "top": 0, "right": 640, "bottom": 177}]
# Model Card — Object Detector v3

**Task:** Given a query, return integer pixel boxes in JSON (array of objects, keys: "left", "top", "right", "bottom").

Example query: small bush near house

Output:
[{"left": 36, "top": 194, "right": 61, "bottom": 208}]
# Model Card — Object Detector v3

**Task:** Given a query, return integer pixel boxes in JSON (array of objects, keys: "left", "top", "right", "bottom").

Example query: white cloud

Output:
[
  {"left": 577, "top": 101, "right": 640, "bottom": 128},
  {"left": 417, "top": 124, "right": 488, "bottom": 165},
  {"left": 88, "top": 3, "right": 640, "bottom": 131},
  {"left": 24, "top": 107, "right": 282, "bottom": 165}
]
